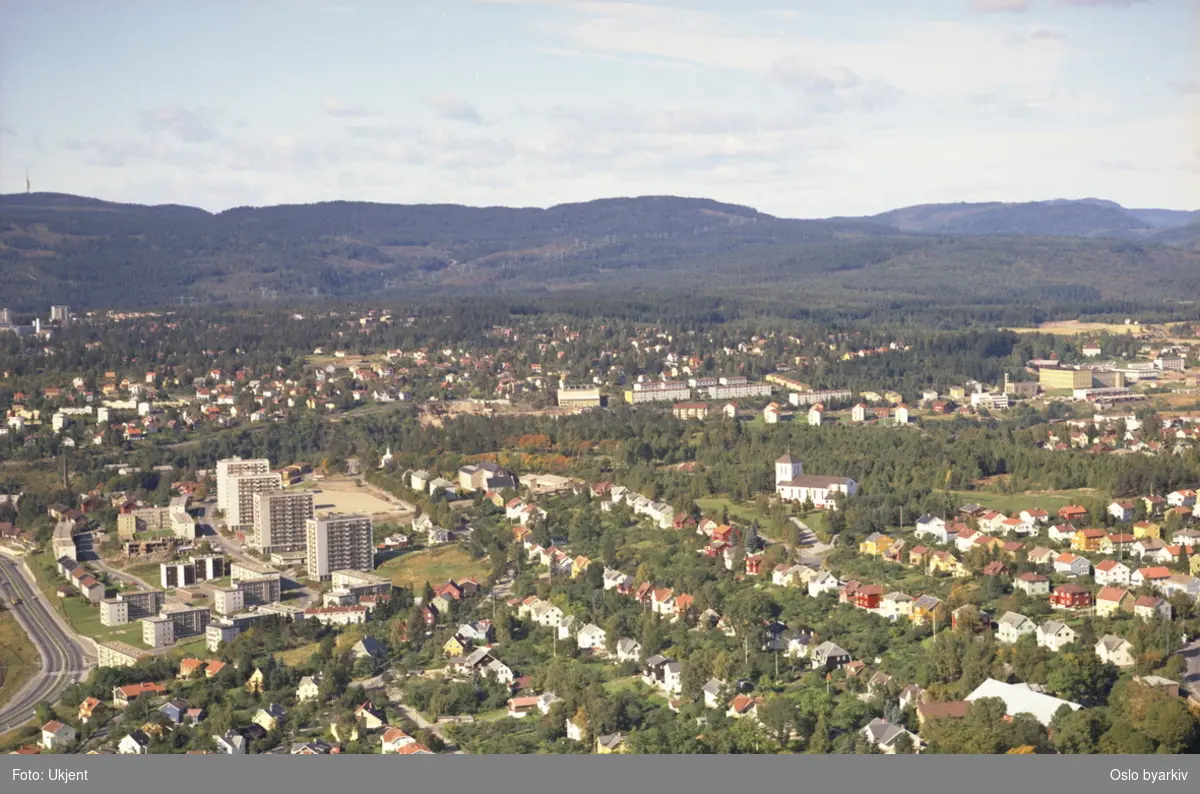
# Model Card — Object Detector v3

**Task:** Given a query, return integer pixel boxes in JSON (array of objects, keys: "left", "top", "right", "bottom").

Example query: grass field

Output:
[
  {"left": 0, "top": 609, "right": 39, "bottom": 713},
  {"left": 1005, "top": 320, "right": 1146, "bottom": 336},
  {"left": 275, "top": 627, "right": 364, "bottom": 666},
  {"left": 949, "top": 489, "right": 1102, "bottom": 514},
  {"left": 376, "top": 546, "right": 490, "bottom": 591},
  {"left": 26, "top": 553, "right": 145, "bottom": 645},
  {"left": 694, "top": 498, "right": 760, "bottom": 524}
]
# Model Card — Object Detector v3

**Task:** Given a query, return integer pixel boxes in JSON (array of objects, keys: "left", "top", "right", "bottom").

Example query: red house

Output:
[
  {"left": 1049, "top": 584, "right": 1092, "bottom": 610},
  {"left": 854, "top": 584, "right": 886, "bottom": 611},
  {"left": 1057, "top": 505, "right": 1089, "bottom": 522},
  {"left": 745, "top": 553, "right": 764, "bottom": 576}
]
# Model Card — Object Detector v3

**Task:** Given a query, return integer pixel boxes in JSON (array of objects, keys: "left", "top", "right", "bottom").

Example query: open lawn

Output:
[
  {"left": 695, "top": 497, "right": 760, "bottom": 524},
  {"left": 376, "top": 546, "right": 490, "bottom": 592},
  {"left": 1004, "top": 320, "right": 1146, "bottom": 336},
  {"left": 0, "top": 609, "right": 39, "bottom": 713},
  {"left": 948, "top": 489, "right": 1103, "bottom": 514},
  {"left": 275, "top": 627, "right": 364, "bottom": 666},
  {"left": 60, "top": 595, "right": 144, "bottom": 645},
  {"left": 118, "top": 562, "right": 162, "bottom": 585}
]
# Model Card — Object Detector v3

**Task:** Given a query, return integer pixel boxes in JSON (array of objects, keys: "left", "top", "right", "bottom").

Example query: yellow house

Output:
[
  {"left": 572, "top": 555, "right": 593, "bottom": 579},
  {"left": 859, "top": 533, "right": 895, "bottom": 557},
  {"left": 1191, "top": 555, "right": 1200, "bottom": 576},
  {"left": 140, "top": 722, "right": 168, "bottom": 740},
  {"left": 910, "top": 595, "right": 943, "bottom": 626},
  {"left": 928, "top": 552, "right": 969, "bottom": 578},
  {"left": 253, "top": 705, "right": 285, "bottom": 732},
  {"left": 884, "top": 391, "right": 904, "bottom": 405},
  {"left": 1072, "top": 528, "right": 1107, "bottom": 553},
  {"left": 1095, "top": 587, "right": 1134, "bottom": 617},
  {"left": 1133, "top": 522, "right": 1161, "bottom": 540},
  {"left": 443, "top": 636, "right": 469, "bottom": 658},
  {"left": 245, "top": 668, "right": 265, "bottom": 694},
  {"left": 596, "top": 734, "right": 627, "bottom": 754}
]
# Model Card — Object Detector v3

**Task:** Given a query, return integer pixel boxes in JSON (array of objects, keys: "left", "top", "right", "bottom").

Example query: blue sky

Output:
[{"left": 0, "top": 0, "right": 1197, "bottom": 216}]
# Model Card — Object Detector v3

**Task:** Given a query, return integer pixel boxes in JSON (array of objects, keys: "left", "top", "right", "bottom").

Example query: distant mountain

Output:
[
  {"left": 865, "top": 199, "right": 1171, "bottom": 238},
  {"left": 2, "top": 192, "right": 1198, "bottom": 312}
]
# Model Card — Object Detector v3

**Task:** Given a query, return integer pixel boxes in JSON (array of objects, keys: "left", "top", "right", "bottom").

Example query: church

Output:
[{"left": 774, "top": 453, "right": 858, "bottom": 510}]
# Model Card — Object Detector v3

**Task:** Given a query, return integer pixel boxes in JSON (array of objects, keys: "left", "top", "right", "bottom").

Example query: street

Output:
[{"left": 0, "top": 555, "right": 95, "bottom": 732}]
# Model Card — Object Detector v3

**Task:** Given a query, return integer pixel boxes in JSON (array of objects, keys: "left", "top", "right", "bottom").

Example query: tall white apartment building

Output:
[
  {"left": 253, "top": 490, "right": 315, "bottom": 553},
  {"left": 217, "top": 458, "right": 280, "bottom": 530},
  {"left": 305, "top": 514, "right": 374, "bottom": 580}
]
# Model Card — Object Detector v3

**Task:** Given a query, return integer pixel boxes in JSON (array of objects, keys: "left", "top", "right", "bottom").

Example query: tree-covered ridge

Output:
[{"left": 2, "top": 192, "right": 1200, "bottom": 312}]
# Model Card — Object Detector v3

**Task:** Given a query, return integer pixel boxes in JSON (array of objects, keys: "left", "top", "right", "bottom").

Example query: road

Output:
[
  {"left": 1177, "top": 637, "right": 1200, "bottom": 702},
  {"left": 0, "top": 555, "right": 95, "bottom": 732}
]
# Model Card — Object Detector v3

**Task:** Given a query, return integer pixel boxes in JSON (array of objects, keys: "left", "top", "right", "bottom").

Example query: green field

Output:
[
  {"left": 376, "top": 546, "right": 490, "bottom": 592},
  {"left": 60, "top": 595, "right": 144, "bottom": 644},
  {"left": 0, "top": 609, "right": 39, "bottom": 712},
  {"left": 694, "top": 498, "right": 760, "bottom": 524},
  {"left": 948, "top": 489, "right": 1104, "bottom": 514},
  {"left": 275, "top": 627, "right": 364, "bottom": 666}
]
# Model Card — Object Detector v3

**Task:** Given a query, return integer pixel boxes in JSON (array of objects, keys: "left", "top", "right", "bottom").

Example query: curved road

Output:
[{"left": 0, "top": 556, "right": 94, "bottom": 732}]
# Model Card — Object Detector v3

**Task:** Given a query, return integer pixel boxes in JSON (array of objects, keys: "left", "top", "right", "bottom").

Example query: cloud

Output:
[
  {"left": 321, "top": 97, "right": 378, "bottom": 118},
  {"left": 137, "top": 106, "right": 218, "bottom": 143},
  {"left": 427, "top": 95, "right": 485, "bottom": 125},
  {"left": 1029, "top": 28, "right": 1067, "bottom": 40},
  {"left": 1057, "top": 0, "right": 1151, "bottom": 7},
  {"left": 970, "top": 0, "right": 1032, "bottom": 12},
  {"left": 1174, "top": 81, "right": 1200, "bottom": 95},
  {"left": 0, "top": 126, "right": 15, "bottom": 136}
]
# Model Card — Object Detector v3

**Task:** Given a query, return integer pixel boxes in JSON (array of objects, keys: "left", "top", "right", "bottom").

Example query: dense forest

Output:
[{"left": 2, "top": 193, "right": 1199, "bottom": 314}]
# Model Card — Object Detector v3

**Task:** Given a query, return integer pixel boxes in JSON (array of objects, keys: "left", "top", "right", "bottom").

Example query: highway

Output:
[{"left": 0, "top": 555, "right": 94, "bottom": 732}]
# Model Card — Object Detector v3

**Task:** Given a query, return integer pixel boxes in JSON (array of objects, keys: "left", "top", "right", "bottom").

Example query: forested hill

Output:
[{"left": 1, "top": 191, "right": 1198, "bottom": 312}]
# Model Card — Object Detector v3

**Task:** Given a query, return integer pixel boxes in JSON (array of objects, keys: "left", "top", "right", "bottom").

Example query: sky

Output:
[{"left": 0, "top": 0, "right": 1197, "bottom": 217}]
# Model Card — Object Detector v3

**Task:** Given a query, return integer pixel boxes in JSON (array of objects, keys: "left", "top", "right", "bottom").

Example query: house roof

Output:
[
  {"left": 965, "top": 679, "right": 1080, "bottom": 726},
  {"left": 1096, "top": 587, "right": 1131, "bottom": 603},
  {"left": 917, "top": 701, "right": 971, "bottom": 721}
]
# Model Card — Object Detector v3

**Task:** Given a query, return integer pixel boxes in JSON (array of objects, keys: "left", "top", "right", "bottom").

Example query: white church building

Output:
[{"left": 774, "top": 453, "right": 858, "bottom": 510}]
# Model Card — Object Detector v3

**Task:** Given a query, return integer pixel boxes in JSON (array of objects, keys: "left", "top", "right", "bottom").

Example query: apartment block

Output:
[
  {"left": 162, "top": 605, "right": 212, "bottom": 637},
  {"left": 239, "top": 576, "right": 281, "bottom": 605},
  {"left": 216, "top": 458, "right": 280, "bottom": 529},
  {"left": 213, "top": 587, "right": 245, "bottom": 615},
  {"left": 253, "top": 490, "right": 315, "bottom": 553},
  {"left": 97, "top": 641, "right": 150, "bottom": 668},
  {"left": 99, "top": 599, "right": 130, "bottom": 627},
  {"left": 142, "top": 615, "right": 175, "bottom": 648},
  {"left": 230, "top": 559, "right": 280, "bottom": 584},
  {"left": 117, "top": 590, "right": 165, "bottom": 618},
  {"left": 330, "top": 569, "right": 392, "bottom": 597},
  {"left": 306, "top": 514, "right": 374, "bottom": 579}
]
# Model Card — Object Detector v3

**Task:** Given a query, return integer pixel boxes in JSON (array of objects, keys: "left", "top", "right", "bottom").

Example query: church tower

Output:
[{"left": 775, "top": 453, "right": 803, "bottom": 485}]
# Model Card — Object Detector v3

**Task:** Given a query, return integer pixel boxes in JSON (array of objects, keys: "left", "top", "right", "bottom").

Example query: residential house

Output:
[
  {"left": 1131, "top": 566, "right": 1172, "bottom": 590},
  {"left": 1072, "top": 529, "right": 1107, "bottom": 553},
  {"left": 213, "top": 730, "right": 246, "bottom": 755},
  {"left": 1014, "top": 572, "right": 1050, "bottom": 596},
  {"left": 1053, "top": 552, "right": 1092, "bottom": 578},
  {"left": 810, "top": 641, "right": 852, "bottom": 671},
  {"left": 77, "top": 697, "right": 103, "bottom": 725},
  {"left": 996, "top": 612, "right": 1036, "bottom": 644},
  {"left": 615, "top": 638, "right": 642, "bottom": 663},
  {"left": 880, "top": 592, "right": 914, "bottom": 622},
  {"left": 253, "top": 703, "right": 287, "bottom": 732},
  {"left": 1036, "top": 620, "right": 1077, "bottom": 652},
  {"left": 1132, "top": 595, "right": 1172, "bottom": 622},
  {"left": 1095, "top": 635, "right": 1136, "bottom": 668},
  {"left": 1095, "top": 587, "right": 1134, "bottom": 617},
  {"left": 914, "top": 515, "right": 950, "bottom": 544},
  {"left": 910, "top": 595, "right": 944, "bottom": 626},
  {"left": 1133, "top": 521, "right": 1162, "bottom": 540},
  {"left": 702, "top": 678, "right": 727, "bottom": 709},
  {"left": 118, "top": 731, "right": 151, "bottom": 755},
  {"left": 1050, "top": 584, "right": 1092, "bottom": 611},
  {"left": 726, "top": 694, "right": 764, "bottom": 721},
  {"left": 41, "top": 721, "right": 77, "bottom": 750},
  {"left": 1094, "top": 559, "right": 1131, "bottom": 587},
  {"left": 296, "top": 675, "right": 321, "bottom": 702},
  {"left": 861, "top": 718, "right": 919, "bottom": 754},
  {"left": 1108, "top": 501, "right": 1135, "bottom": 523},
  {"left": 576, "top": 624, "right": 607, "bottom": 651}
]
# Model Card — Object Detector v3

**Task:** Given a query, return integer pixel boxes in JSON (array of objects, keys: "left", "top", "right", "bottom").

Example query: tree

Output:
[
  {"left": 1046, "top": 653, "right": 1118, "bottom": 703},
  {"left": 1141, "top": 698, "right": 1198, "bottom": 753},
  {"left": 808, "top": 712, "right": 831, "bottom": 753},
  {"left": 892, "top": 732, "right": 915, "bottom": 754},
  {"left": 1051, "top": 708, "right": 1108, "bottom": 754},
  {"left": 758, "top": 696, "right": 797, "bottom": 747}
]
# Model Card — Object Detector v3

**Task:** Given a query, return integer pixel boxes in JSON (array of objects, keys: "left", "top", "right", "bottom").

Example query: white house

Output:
[
  {"left": 1053, "top": 553, "right": 1092, "bottom": 578},
  {"left": 996, "top": 612, "right": 1036, "bottom": 644},
  {"left": 576, "top": 624, "right": 607, "bottom": 651},
  {"left": 41, "top": 720, "right": 77, "bottom": 750},
  {"left": 1093, "top": 559, "right": 1131, "bottom": 587},
  {"left": 212, "top": 731, "right": 244, "bottom": 754},
  {"left": 1108, "top": 501, "right": 1135, "bottom": 523},
  {"left": 1035, "top": 620, "right": 1077, "bottom": 652},
  {"left": 879, "top": 592, "right": 914, "bottom": 622},
  {"left": 861, "top": 718, "right": 919, "bottom": 754},
  {"left": 914, "top": 515, "right": 949, "bottom": 544},
  {"left": 616, "top": 638, "right": 642, "bottom": 663},
  {"left": 118, "top": 730, "right": 151, "bottom": 755},
  {"left": 1095, "top": 635, "right": 1136, "bottom": 668},
  {"left": 808, "top": 571, "right": 841, "bottom": 597},
  {"left": 1167, "top": 489, "right": 1197, "bottom": 508}
]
